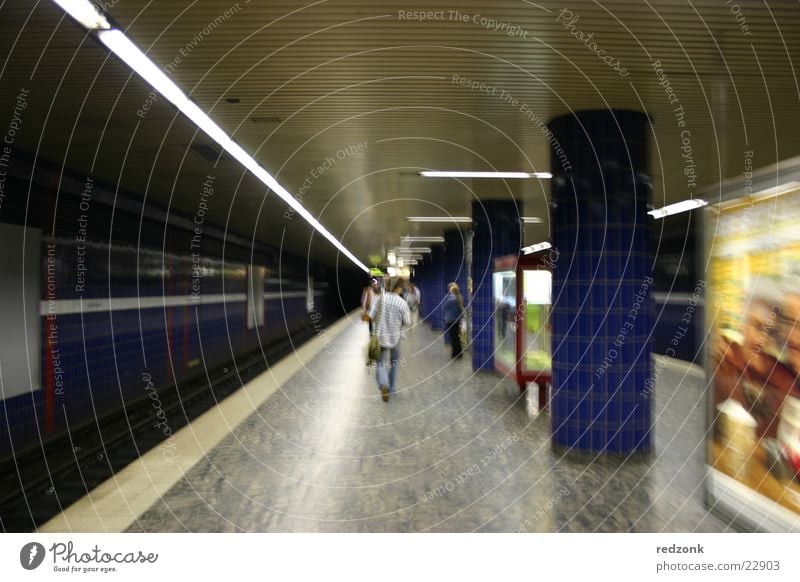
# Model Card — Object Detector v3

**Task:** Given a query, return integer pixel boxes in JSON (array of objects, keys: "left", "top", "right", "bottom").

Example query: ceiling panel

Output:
[{"left": 1, "top": 0, "right": 799, "bottom": 266}]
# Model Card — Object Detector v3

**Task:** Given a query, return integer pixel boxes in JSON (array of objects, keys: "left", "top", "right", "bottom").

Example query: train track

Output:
[{"left": 0, "top": 321, "right": 330, "bottom": 532}]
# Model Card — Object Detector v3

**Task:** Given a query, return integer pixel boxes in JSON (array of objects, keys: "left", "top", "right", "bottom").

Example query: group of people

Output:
[{"left": 361, "top": 278, "right": 465, "bottom": 402}]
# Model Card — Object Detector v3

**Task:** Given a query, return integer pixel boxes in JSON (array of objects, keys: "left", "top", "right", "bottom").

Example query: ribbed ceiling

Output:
[{"left": 1, "top": 0, "right": 799, "bottom": 265}]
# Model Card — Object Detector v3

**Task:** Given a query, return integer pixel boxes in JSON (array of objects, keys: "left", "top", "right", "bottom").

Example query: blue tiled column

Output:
[
  {"left": 548, "top": 109, "right": 653, "bottom": 455},
  {"left": 443, "top": 229, "right": 468, "bottom": 298},
  {"left": 413, "top": 263, "right": 428, "bottom": 321},
  {"left": 443, "top": 229, "right": 468, "bottom": 344},
  {"left": 428, "top": 244, "right": 446, "bottom": 331},
  {"left": 471, "top": 200, "right": 523, "bottom": 371}
]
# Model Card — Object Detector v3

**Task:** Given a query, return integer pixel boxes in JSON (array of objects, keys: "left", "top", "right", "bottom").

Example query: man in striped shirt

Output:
[{"left": 369, "top": 281, "right": 411, "bottom": 401}]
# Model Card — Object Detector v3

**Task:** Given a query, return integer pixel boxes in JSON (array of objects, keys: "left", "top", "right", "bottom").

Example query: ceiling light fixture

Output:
[
  {"left": 49, "top": 2, "right": 369, "bottom": 273},
  {"left": 522, "top": 217, "right": 543, "bottom": 224},
  {"left": 406, "top": 216, "right": 472, "bottom": 223},
  {"left": 647, "top": 199, "right": 707, "bottom": 219},
  {"left": 419, "top": 171, "right": 552, "bottom": 179},
  {"left": 53, "top": 0, "right": 111, "bottom": 30},
  {"left": 521, "top": 241, "right": 552, "bottom": 255},
  {"left": 96, "top": 30, "right": 367, "bottom": 271},
  {"left": 401, "top": 236, "right": 445, "bottom": 243}
]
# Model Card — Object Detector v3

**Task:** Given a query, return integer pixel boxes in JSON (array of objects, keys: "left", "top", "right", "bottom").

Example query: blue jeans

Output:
[{"left": 376, "top": 344, "right": 401, "bottom": 394}]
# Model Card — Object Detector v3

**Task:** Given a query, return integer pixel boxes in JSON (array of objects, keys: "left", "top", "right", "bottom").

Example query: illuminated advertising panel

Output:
[{"left": 707, "top": 188, "right": 800, "bottom": 526}]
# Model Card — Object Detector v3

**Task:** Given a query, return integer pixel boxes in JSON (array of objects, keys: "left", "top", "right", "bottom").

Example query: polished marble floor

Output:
[{"left": 127, "top": 319, "right": 733, "bottom": 532}]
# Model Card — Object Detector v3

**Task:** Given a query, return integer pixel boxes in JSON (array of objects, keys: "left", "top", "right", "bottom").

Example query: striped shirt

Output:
[{"left": 369, "top": 291, "right": 411, "bottom": 348}]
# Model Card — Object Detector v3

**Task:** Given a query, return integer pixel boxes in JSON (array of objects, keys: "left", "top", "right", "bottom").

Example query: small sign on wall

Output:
[
  {"left": 246, "top": 265, "right": 265, "bottom": 329},
  {"left": 306, "top": 276, "right": 314, "bottom": 313}
]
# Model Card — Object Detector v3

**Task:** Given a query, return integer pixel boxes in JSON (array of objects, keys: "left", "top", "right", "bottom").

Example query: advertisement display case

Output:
[
  {"left": 704, "top": 157, "right": 800, "bottom": 531},
  {"left": 493, "top": 254, "right": 552, "bottom": 409}
]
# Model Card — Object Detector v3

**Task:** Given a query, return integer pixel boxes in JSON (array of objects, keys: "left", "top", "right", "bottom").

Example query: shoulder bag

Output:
[{"left": 367, "top": 297, "right": 383, "bottom": 361}]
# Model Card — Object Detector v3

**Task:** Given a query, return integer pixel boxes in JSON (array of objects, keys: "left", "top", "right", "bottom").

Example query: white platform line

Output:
[
  {"left": 37, "top": 311, "right": 359, "bottom": 533},
  {"left": 39, "top": 291, "right": 322, "bottom": 316}
]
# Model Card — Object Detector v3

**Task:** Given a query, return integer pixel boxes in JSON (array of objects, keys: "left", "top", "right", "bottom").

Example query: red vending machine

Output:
[{"left": 493, "top": 253, "right": 553, "bottom": 409}]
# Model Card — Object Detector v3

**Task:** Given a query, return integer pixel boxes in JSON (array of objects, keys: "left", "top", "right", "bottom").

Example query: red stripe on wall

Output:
[
  {"left": 44, "top": 317, "right": 55, "bottom": 434},
  {"left": 242, "top": 270, "right": 248, "bottom": 349},
  {"left": 166, "top": 261, "right": 174, "bottom": 380},
  {"left": 183, "top": 277, "right": 189, "bottom": 370},
  {"left": 44, "top": 174, "right": 59, "bottom": 434}
]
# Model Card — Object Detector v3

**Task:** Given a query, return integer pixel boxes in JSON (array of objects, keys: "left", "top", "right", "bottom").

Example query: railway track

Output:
[{"left": 0, "top": 321, "right": 328, "bottom": 532}]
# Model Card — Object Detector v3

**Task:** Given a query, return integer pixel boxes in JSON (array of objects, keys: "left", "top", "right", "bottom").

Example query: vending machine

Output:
[{"left": 493, "top": 253, "right": 553, "bottom": 409}]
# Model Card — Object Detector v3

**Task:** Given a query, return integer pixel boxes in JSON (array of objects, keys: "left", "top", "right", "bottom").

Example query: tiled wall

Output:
[
  {"left": 0, "top": 159, "right": 345, "bottom": 455},
  {"left": 428, "top": 244, "right": 447, "bottom": 331}
]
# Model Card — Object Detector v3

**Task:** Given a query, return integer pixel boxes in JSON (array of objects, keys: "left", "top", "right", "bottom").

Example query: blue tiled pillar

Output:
[
  {"left": 414, "top": 263, "right": 428, "bottom": 321},
  {"left": 443, "top": 229, "right": 468, "bottom": 344},
  {"left": 428, "top": 244, "right": 446, "bottom": 331},
  {"left": 548, "top": 109, "right": 653, "bottom": 456},
  {"left": 443, "top": 229, "right": 468, "bottom": 298},
  {"left": 471, "top": 200, "right": 523, "bottom": 371}
]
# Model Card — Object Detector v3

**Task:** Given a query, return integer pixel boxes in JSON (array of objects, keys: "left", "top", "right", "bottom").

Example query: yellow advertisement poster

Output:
[{"left": 708, "top": 192, "right": 800, "bottom": 517}]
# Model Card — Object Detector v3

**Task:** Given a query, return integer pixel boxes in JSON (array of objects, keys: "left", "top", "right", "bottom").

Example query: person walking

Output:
[
  {"left": 442, "top": 283, "right": 465, "bottom": 359},
  {"left": 405, "top": 281, "right": 421, "bottom": 332},
  {"left": 369, "top": 281, "right": 411, "bottom": 401},
  {"left": 361, "top": 278, "right": 381, "bottom": 334}
]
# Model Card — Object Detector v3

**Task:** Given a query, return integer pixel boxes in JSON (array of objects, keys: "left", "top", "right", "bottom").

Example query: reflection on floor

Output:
[{"left": 127, "top": 319, "right": 732, "bottom": 532}]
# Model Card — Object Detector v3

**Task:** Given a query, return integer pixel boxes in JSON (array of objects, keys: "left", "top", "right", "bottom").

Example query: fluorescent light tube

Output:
[
  {"left": 647, "top": 199, "right": 707, "bottom": 219},
  {"left": 93, "top": 29, "right": 368, "bottom": 273},
  {"left": 521, "top": 241, "right": 552, "bottom": 255},
  {"left": 419, "top": 171, "right": 552, "bottom": 179},
  {"left": 53, "top": 0, "right": 111, "bottom": 30},
  {"left": 406, "top": 216, "right": 472, "bottom": 223},
  {"left": 407, "top": 216, "right": 538, "bottom": 224},
  {"left": 401, "top": 236, "right": 444, "bottom": 243}
]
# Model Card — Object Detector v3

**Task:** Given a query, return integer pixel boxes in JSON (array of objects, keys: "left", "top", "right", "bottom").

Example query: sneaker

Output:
[{"left": 380, "top": 385, "right": 390, "bottom": 402}]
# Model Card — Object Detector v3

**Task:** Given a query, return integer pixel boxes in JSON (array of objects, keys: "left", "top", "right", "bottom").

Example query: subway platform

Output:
[{"left": 40, "top": 315, "right": 731, "bottom": 533}]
